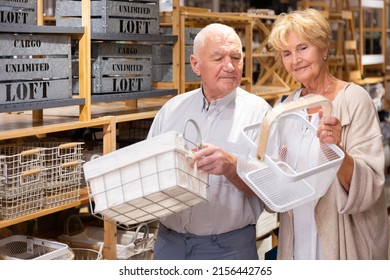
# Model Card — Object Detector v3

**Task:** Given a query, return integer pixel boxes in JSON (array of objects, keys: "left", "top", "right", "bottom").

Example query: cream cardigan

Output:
[{"left": 276, "top": 83, "right": 389, "bottom": 260}]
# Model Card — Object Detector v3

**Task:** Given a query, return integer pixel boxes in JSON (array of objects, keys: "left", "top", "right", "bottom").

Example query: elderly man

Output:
[{"left": 148, "top": 23, "right": 271, "bottom": 260}]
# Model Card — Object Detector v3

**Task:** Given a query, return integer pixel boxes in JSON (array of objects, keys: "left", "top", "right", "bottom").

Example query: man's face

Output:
[{"left": 191, "top": 33, "right": 243, "bottom": 100}]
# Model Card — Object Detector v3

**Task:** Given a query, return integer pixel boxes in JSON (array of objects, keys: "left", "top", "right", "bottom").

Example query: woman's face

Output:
[{"left": 280, "top": 31, "right": 327, "bottom": 86}]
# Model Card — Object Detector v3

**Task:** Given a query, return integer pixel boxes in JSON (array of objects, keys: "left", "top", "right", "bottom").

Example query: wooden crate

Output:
[
  {"left": 0, "top": 33, "right": 72, "bottom": 104},
  {"left": 152, "top": 63, "right": 198, "bottom": 82},
  {"left": 56, "top": 0, "right": 160, "bottom": 34},
  {"left": 152, "top": 27, "right": 201, "bottom": 83},
  {"left": 0, "top": 0, "right": 37, "bottom": 26},
  {"left": 152, "top": 44, "right": 192, "bottom": 64},
  {"left": 160, "top": 26, "right": 201, "bottom": 44},
  {"left": 72, "top": 42, "right": 152, "bottom": 94},
  {"left": 92, "top": 42, "right": 152, "bottom": 93}
]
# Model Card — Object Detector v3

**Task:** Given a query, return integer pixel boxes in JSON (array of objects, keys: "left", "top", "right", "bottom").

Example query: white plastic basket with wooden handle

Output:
[{"left": 237, "top": 95, "right": 344, "bottom": 212}]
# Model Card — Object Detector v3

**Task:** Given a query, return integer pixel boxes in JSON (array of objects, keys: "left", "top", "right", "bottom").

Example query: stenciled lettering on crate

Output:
[
  {"left": 0, "top": 0, "right": 37, "bottom": 25},
  {"left": 73, "top": 42, "right": 152, "bottom": 94},
  {"left": 0, "top": 34, "right": 72, "bottom": 104},
  {"left": 93, "top": 42, "right": 152, "bottom": 93},
  {"left": 152, "top": 27, "right": 201, "bottom": 83},
  {"left": 56, "top": 0, "right": 160, "bottom": 34}
]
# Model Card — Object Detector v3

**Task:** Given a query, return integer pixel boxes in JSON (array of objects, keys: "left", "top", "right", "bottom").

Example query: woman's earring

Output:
[{"left": 323, "top": 56, "right": 327, "bottom": 61}]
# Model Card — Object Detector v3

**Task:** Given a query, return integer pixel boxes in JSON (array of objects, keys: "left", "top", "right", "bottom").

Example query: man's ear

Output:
[{"left": 190, "top": 55, "right": 200, "bottom": 77}]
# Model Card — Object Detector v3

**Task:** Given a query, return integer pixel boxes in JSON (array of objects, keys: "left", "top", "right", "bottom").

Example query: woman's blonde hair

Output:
[{"left": 268, "top": 9, "right": 331, "bottom": 59}]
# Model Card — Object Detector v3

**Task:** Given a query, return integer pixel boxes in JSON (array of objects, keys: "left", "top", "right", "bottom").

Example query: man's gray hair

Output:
[{"left": 193, "top": 23, "right": 242, "bottom": 57}]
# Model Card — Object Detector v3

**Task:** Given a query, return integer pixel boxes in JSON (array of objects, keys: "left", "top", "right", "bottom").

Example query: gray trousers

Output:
[{"left": 153, "top": 223, "right": 259, "bottom": 260}]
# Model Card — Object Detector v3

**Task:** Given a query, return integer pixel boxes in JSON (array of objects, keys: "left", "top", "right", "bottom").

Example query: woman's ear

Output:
[{"left": 190, "top": 55, "right": 201, "bottom": 77}]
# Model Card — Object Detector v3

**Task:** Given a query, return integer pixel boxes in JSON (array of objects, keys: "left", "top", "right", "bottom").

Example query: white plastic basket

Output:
[
  {"left": 58, "top": 223, "right": 154, "bottom": 260},
  {"left": 237, "top": 95, "right": 344, "bottom": 212},
  {"left": 0, "top": 235, "right": 70, "bottom": 260},
  {"left": 83, "top": 119, "right": 209, "bottom": 226}
]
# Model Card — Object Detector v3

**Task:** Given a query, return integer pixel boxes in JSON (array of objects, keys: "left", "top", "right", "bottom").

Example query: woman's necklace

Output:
[
  {"left": 321, "top": 82, "right": 332, "bottom": 95},
  {"left": 321, "top": 77, "right": 336, "bottom": 96}
]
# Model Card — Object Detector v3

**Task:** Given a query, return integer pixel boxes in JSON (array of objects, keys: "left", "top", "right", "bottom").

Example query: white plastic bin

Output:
[{"left": 83, "top": 128, "right": 209, "bottom": 226}]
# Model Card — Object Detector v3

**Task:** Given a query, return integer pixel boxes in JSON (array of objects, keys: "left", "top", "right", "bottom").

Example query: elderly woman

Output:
[{"left": 268, "top": 8, "right": 388, "bottom": 259}]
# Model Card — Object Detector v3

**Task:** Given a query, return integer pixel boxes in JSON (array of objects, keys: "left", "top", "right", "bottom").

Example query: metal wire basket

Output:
[
  {"left": 15, "top": 142, "right": 84, "bottom": 209},
  {"left": 0, "top": 146, "right": 44, "bottom": 219}
]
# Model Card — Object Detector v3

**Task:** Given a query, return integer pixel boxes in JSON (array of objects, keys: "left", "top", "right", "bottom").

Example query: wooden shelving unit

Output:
[
  {"left": 249, "top": 12, "right": 300, "bottom": 104},
  {"left": 298, "top": 0, "right": 387, "bottom": 107},
  {"left": 0, "top": 0, "right": 177, "bottom": 260},
  {"left": 160, "top": 1, "right": 253, "bottom": 94}
]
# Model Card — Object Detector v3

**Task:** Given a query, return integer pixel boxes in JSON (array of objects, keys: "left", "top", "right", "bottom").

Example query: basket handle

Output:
[
  {"left": 58, "top": 142, "right": 83, "bottom": 149},
  {"left": 58, "top": 142, "right": 83, "bottom": 158},
  {"left": 60, "top": 161, "right": 81, "bottom": 169},
  {"left": 257, "top": 94, "right": 332, "bottom": 161},
  {"left": 63, "top": 214, "right": 85, "bottom": 236},
  {"left": 20, "top": 148, "right": 41, "bottom": 157},
  {"left": 131, "top": 223, "right": 149, "bottom": 243},
  {"left": 183, "top": 119, "right": 203, "bottom": 150}
]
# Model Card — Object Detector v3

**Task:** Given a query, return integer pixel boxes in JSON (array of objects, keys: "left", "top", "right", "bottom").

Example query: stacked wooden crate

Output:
[
  {"left": 56, "top": 0, "right": 160, "bottom": 95},
  {"left": 0, "top": 0, "right": 73, "bottom": 105}
]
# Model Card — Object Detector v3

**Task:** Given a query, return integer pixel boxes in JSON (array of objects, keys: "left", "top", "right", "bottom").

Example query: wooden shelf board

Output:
[
  {"left": 0, "top": 115, "right": 112, "bottom": 140},
  {"left": 0, "top": 24, "right": 84, "bottom": 35},
  {"left": 91, "top": 89, "right": 177, "bottom": 103},
  {"left": 181, "top": 11, "right": 252, "bottom": 24},
  {"left": 354, "top": 76, "right": 384, "bottom": 85},
  {"left": 0, "top": 98, "right": 85, "bottom": 114},
  {"left": 91, "top": 33, "right": 177, "bottom": 43}
]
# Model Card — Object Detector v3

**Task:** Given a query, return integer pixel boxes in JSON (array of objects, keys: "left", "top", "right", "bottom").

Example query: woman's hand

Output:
[
  {"left": 317, "top": 110, "right": 352, "bottom": 192},
  {"left": 317, "top": 110, "right": 342, "bottom": 145}
]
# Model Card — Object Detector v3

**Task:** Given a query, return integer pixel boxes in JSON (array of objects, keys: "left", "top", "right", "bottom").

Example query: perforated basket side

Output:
[
  {"left": 236, "top": 114, "right": 344, "bottom": 212},
  {"left": 0, "top": 235, "right": 69, "bottom": 260},
  {"left": 265, "top": 113, "right": 344, "bottom": 189}
]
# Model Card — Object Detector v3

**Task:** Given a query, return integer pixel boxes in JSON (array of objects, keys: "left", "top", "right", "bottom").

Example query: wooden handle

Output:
[
  {"left": 59, "top": 142, "right": 83, "bottom": 149},
  {"left": 21, "top": 168, "right": 41, "bottom": 176},
  {"left": 20, "top": 148, "right": 41, "bottom": 157},
  {"left": 257, "top": 95, "right": 332, "bottom": 161},
  {"left": 60, "top": 161, "right": 81, "bottom": 168}
]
